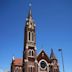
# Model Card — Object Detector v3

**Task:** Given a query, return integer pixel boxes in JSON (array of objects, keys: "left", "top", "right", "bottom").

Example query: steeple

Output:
[
  {"left": 23, "top": 2, "right": 36, "bottom": 56},
  {"left": 50, "top": 48, "right": 56, "bottom": 60},
  {"left": 26, "top": 3, "right": 33, "bottom": 23},
  {"left": 25, "top": 3, "right": 35, "bottom": 28},
  {"left": 28, "top": 3, "right": 32, "bottom": 17},
  {"left": 23, "top": 3, "right": 37, "bottom": 72}
]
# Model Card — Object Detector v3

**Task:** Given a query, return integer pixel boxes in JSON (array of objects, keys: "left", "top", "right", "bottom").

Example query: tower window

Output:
[
  {"left": 32, "top": 32, "right": 34, "bottom": 41},
  {"left": 28, "top": 49, "right": 34, "bottom": 57},
  {"left": 29, "top": 67, "right": 32, "bottom": 72},
  {"left": 15, "top": 67, "right": 19, "bottom": 72},
  {"left": 32, "top": 51, "right": 34, "bottom": 56},
  {"left": 29, "top": 50, "right": 32, "bottom": 56},
  {"left": 28, "top": 31, "right": 35, "bottom": 42},
  {"left": 31, "top": 67, "right": 32, "bottom": 72},
  {"left": 29, "top": 32, "right": 30, "bottom": 40}
]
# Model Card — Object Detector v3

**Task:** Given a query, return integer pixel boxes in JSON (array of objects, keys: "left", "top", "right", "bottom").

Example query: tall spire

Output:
[
  {"left": 50, "top": 48, "right": 56, "bottom": 60},
  {"left": 28, "top": 3, "right": 32, "bottom": 18},
  {"left": 24, "top": 2, "right": 36, "bottom": 51},
  {"left": 29, "top": 3, "right": 32, "bottom": 15},
  {"left": 26, "top": 2, "right": 33, "bottom": 23},
  {"left": 25, "top": 2, "right": 36, "bottom": 28}
]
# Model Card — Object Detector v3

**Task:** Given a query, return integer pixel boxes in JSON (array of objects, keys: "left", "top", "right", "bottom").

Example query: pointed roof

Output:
[
  {"left": 37, "top": 50, "right": 50, "bottom": 63},
  {"left": 25, "top": 3, "right": 36, "bottom": 28},
  {"left": 50, "top": 48, "right": 57, "bottom": 60},
  {"left": 28, "top": 3, "right": 32, "bottom": 17},
  {"left": 26, "top": 3, "right": 33, "bottom": 22}
]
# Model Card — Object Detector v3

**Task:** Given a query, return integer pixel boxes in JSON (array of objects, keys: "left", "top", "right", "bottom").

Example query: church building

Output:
[{"left": 11, "top": 4, "right": 59, "bottom": 72}]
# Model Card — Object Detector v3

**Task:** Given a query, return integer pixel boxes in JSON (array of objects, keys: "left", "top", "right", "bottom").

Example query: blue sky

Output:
[{"left": 0, "top": 0, "right": 72, "bottom": 72}]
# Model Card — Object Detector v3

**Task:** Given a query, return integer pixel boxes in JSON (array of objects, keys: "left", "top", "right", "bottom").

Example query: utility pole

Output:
[{"left": 58, "top": 48, "right": 65, "bottom": 72}]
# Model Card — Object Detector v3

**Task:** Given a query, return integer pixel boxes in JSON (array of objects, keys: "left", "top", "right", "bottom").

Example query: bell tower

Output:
[
  {"left": 23, "top": 3, "right": 37, "bottom": 72},
  {"left": 24, "top": 5, "right": 36, "bottom": 51}
]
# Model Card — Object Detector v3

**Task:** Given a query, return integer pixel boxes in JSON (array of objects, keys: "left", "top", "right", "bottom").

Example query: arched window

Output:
[
  {"left": 29, "top": 50, "right": 32, "bottom": 56},
  {"left": 32, "top": 32, "right": 34, "bottom": 41},
  {"left": 14, "top": 67, "right": 19, "bottom": 72},
  {"left": 29, "top": 67, "right": 33, "bottom": 72},
  {"left": 29, "top": 32, "right": 30, "bottom": 41},
  {"left": 28, "top": 31, "right": 35, "bottom": 42},
  {"left": 28, "top": 49, "right": 34, "bottom": 57},
  {"left": 32, "top": 50, "right": 34, "bottom": 56},
  {"left": 30, "top": 67, "right": 32, "bottom": 72}
]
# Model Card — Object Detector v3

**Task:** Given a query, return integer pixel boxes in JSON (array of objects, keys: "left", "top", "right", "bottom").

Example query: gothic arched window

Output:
[
  {"left": 14, "top": 67, "right": 19, "bottom": 72},
  {"left": 32, "top": 32, "right": 34, "bottom": 41},
  {"left": 32, "top": 50, "right": 34, "bottom": 56},
  {"left": 29, "top": 32, "right": 30, "bottom": 41},
  {"left": 30, "top": 67, "right": 32, "bottom": 72},
  {"left": 28, "top": 49, "right": 34, "bottom": 57},
  {"left": 29, "top": 50, "right": 32, "bottom": 56}
]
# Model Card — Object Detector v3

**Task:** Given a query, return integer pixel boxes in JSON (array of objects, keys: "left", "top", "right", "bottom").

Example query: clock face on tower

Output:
[{"left": 40, "top": 61, "right": 47, "bottom": 69}]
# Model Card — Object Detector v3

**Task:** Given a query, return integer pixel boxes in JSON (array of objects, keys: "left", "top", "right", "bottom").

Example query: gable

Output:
[{"left": 37, "top": 50, "right": 50, "bottom": 63}]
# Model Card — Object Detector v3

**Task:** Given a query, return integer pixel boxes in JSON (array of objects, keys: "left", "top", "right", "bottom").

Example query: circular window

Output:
[{"left": 40, "top": 61, "right": 47, "bottom": 69}]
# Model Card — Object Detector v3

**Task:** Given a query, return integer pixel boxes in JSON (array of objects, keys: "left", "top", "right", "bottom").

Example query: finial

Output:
[
  {"left": 29, "top": 3, "right": 32, "bottom": 7},
  {"left": 12, "top": 56, "right": 15, "bottom": 61},
  {"left": 28, "top": 2, "right": 32, "bottom": 17}
]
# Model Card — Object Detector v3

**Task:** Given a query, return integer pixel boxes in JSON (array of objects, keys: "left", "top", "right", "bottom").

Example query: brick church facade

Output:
[{"left": 11, "top": 5, "right": 59, "bottom": 72}]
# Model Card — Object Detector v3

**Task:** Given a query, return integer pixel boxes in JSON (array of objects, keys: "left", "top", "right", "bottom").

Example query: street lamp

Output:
[{"left": 58, "top": 48, "right": 65, "bottom": 72}]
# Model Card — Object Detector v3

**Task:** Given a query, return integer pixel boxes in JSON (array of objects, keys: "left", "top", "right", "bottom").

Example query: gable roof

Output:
[
  {"left": 13, "top": 58, "right": 22, "bottom": 66},
  {"left": 37, "top": 50, "right": 50, "bottom": 63}
]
